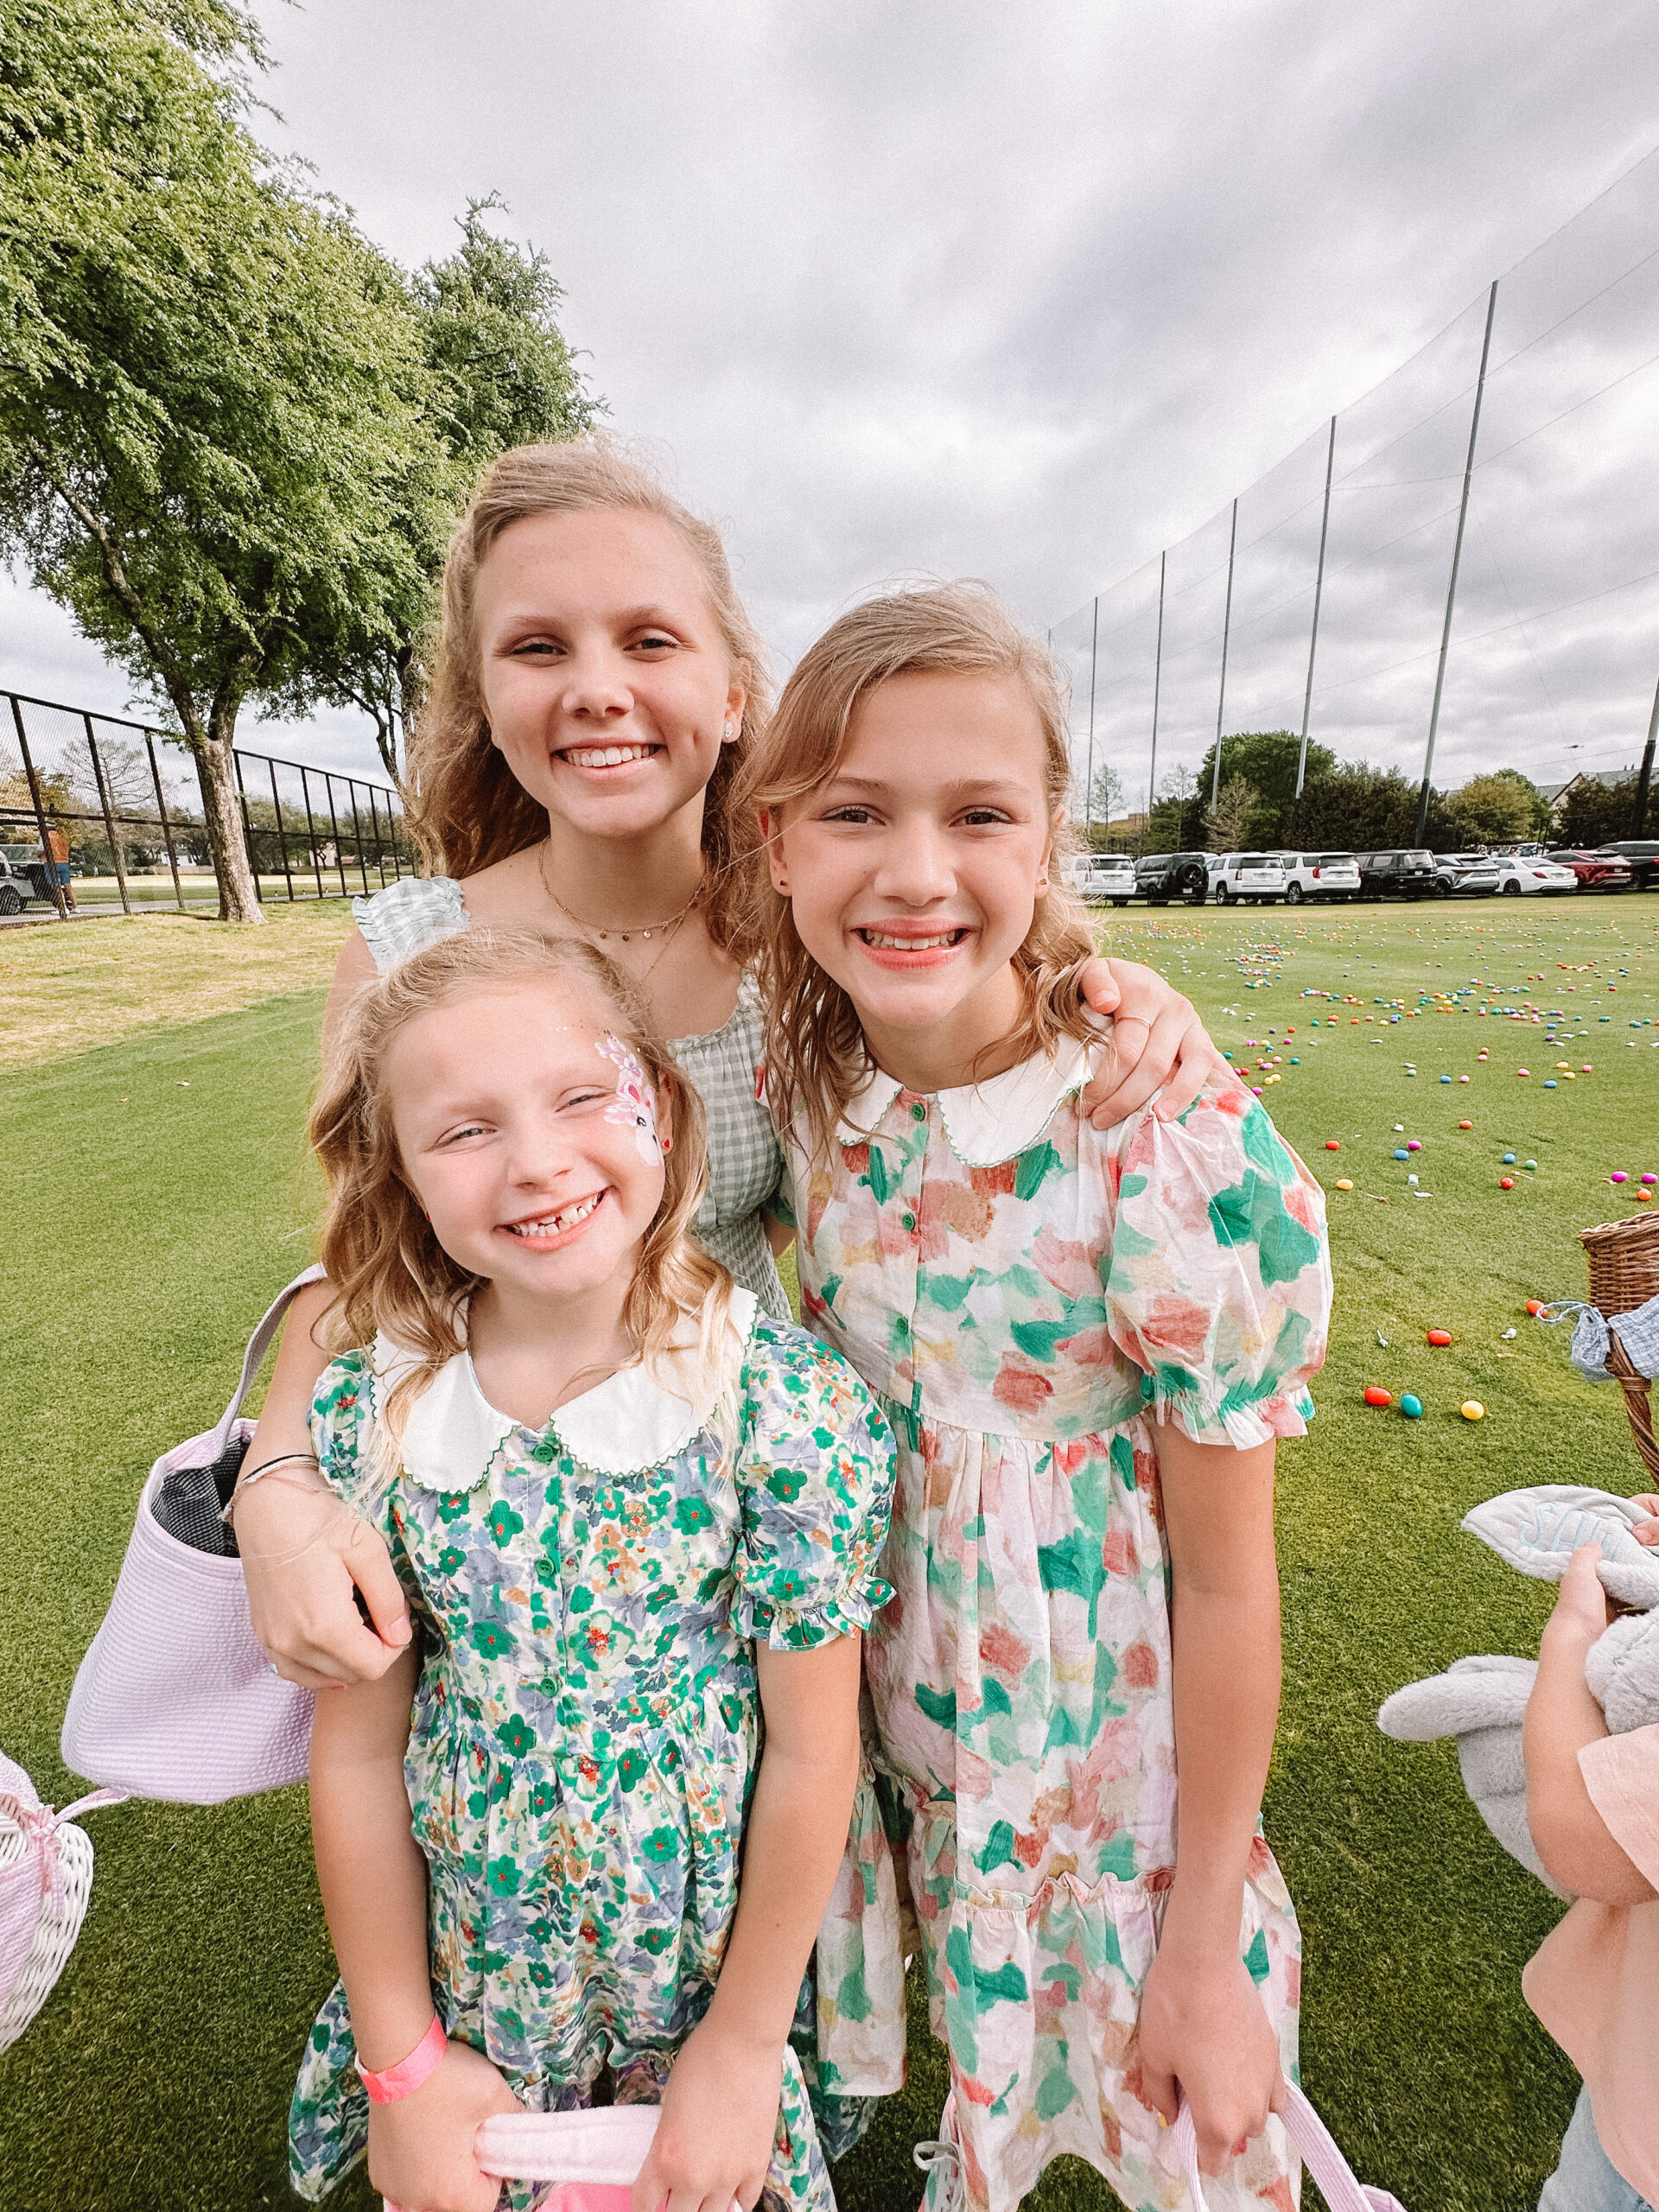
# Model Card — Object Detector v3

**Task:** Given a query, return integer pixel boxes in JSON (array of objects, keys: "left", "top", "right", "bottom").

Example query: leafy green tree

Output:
[
  {"left": 1193, "top": 730, "right": 1338, "bottom": 843},
  {"left": 301, "top": 200, "right": 601, "bottom": 779},
  {"left": 1556, "top": 775, "right": 1643, "bottom": 849},
  {"left": 0, "top": 0, "right": 436, "bottom": 919},
  {"left": 1445, "top": 770, "right": 1548, "bottom": 844}
]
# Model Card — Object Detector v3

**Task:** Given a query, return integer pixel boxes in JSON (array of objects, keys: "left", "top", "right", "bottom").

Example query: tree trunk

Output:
[{"left": 193, "top": 678, "right": 264, "bottom": 923}]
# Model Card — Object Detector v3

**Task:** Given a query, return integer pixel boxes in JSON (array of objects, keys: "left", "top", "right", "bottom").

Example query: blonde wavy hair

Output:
[
  {"left": 310, "top": 927, "right": 735, "bottom": 1446},
  {"left": 406, "top": 436, "right": 772, "bottom": 952},
  {"left": 733, "top": 582, "right": 1098, "bottom": 1164}
]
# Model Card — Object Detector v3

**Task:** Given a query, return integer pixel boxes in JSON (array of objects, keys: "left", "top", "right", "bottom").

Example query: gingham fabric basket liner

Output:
[
  {"left": 60, "top": 1269, "right": 323, "bottom": 1803},
  {"left": 0, "top": 1749, "right": 124, "bottom": 2051}
]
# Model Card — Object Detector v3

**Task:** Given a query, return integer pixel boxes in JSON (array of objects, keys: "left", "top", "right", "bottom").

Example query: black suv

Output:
[
  {"left": 1597, "top": 840, "right": 1659, "bottom": 893},
  {"left": 1354, "top": 849, "right": 1438, "bottom": 899},
  {"left": 1134, "top": 851, "right": 1211, "bottom": 906}
]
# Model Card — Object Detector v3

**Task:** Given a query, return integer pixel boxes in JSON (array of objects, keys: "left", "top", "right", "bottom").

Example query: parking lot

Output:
[{"left": 1067, "top": 838, "right": 1659, "bottom": 907}]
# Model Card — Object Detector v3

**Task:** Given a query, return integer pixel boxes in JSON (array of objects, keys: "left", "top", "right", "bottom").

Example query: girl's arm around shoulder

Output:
[
  {"left": 730, "top": 1317, "right": 896, "bottom": 1650},
  {"left": 310, "top": 1649, "right": 521, "bottom": 2212},
  {"left": 1077, "top": 957, "right": 1230, "bottom": 1126},
  {"left": 1524, "top": 1546, "right": 1659, "bottom": 1907},
  {"left": 1096, "top": 1075, "right": 1332, "bottom": 1452},
  {"left": 238, "top": 1321, "right": 412, "bottom": 1690},
  {"left": 633, "top": 1629, "right": 864, "bottom": 2212}
]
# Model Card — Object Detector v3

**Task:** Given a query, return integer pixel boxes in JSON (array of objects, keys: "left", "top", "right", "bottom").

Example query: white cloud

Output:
[{"left": 6, "top": 0, "right": 1657, "bottom": 802}]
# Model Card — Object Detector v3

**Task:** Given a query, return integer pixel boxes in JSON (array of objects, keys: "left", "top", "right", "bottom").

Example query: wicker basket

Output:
[{"left": 1580, "top": 1211, "right": 1659, "bottom": 1481}]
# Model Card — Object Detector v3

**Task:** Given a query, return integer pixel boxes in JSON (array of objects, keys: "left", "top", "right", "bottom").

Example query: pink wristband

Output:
[{"left": 355, "top": 2015, "right": 447, "bottom": 2105}]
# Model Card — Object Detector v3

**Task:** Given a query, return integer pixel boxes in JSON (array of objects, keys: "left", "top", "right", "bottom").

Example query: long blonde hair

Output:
[
  {"left": 406, "top": 436, "right": 771, "bottom": 952},
  {"left": 733, "top": 582, "right": 1097, "bottom": 1164},
  {"left": 310, "top": 928, "right": 734, "bottom": 1442}
]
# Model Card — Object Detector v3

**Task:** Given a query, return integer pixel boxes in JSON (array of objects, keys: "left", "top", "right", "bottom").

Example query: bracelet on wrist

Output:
[{"left": 355, "top": 2015, "right": 446, "bottom": 2105}]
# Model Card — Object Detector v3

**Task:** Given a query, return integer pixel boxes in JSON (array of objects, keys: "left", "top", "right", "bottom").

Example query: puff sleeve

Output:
[
  {"left": 728, "top": 1317, "right": 897, "bottom": 1649},
  {"left": 1102, "top": 1076, "right": 1332, "bottom": 1449},
  {"left": 308, "top": 1351, "right": 375, "bottom": 1504}
]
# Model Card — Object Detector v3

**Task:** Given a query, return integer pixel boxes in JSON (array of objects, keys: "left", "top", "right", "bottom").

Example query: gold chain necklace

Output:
[{"left": 536, "top": 841, "right": 703, "bottom": 963}]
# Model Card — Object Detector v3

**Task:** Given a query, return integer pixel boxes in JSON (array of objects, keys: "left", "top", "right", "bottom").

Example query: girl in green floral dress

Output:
[
  {"left": 278, "top": 927, "right": 894, "bottom": 2212},
  {"left": 735, "top": 586, "right": 1334, "bottom": 2212}
]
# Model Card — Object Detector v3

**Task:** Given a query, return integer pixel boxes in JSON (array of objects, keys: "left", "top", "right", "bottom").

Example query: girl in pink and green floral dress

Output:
[{"left": 734, "top": 585, "right": 1333, "bottom": 2212}]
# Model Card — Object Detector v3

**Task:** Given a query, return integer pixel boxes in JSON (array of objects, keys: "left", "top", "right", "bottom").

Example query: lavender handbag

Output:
[{"left": 60, "top": 1268, "right": 327, "bottom": 1804}]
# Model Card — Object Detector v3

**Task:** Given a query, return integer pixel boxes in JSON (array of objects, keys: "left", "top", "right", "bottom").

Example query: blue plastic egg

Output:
[
  {"left": 1400, "top": 1395, "right": 1424, "bottom": 1420},
  {"left": 1393, "top": 1147, "right": 1409, "bottom": 1160}
]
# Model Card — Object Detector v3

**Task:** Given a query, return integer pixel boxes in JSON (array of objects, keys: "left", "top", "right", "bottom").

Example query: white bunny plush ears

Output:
[{"left": 1377, "top": 1487, "right": 1659, "bottom": 1891}]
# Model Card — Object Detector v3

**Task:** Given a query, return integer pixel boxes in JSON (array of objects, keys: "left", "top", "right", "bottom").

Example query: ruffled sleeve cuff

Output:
[
  {"left": 353, "top": 875, "right": 467, "bottom": 974},
  {"left": 728, "top": 1570, "right": 895, "bottom": 1651},
  {"left": 1137, "top": 1375, "right": 1316, "bottom": 1452}
]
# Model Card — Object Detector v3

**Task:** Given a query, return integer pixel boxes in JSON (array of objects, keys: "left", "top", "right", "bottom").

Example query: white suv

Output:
[
  {"left": 1063, "top": 853, "right": 1137, "bottom": 905},
  {"left": 1274, "top": 851, "right": 1360, "bottom": 905},
  {"left": 1207, "top": 852, "right": 1287, "bottom": 905}
]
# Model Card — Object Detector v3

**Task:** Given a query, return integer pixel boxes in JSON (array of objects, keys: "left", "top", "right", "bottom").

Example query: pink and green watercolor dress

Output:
[{"left": 790, "top": 1046, "right": 1332, "bottom": 2212}]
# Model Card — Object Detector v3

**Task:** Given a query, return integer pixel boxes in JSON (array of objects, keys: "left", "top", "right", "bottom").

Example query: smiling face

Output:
[
  {"left": 765, "top": 670, "right": 1059, "bottom": 1087},
  {"left": 472, "top": 506, "right": 746, "bottom": 844},
  {"left": 383, "top": 975, "right": 669, "bottom": 1310}
]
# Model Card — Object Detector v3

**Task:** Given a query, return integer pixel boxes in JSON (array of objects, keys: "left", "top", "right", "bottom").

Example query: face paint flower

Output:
[{"left": 595, "top": 1034, "right": 662, "bottom": 1161}]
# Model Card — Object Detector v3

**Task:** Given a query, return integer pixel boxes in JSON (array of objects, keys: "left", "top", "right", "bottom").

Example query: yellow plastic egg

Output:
[
  {"left": 1335, "top": 1178, "right": 1354, "bottom": 1191},
  {"left": 1460, "top": 1400, "right": 1485, "bottom": 1422}
]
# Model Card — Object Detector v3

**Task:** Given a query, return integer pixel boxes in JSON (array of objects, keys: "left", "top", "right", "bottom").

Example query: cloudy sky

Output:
[{"left": 5, "top": 0, "right": 1659, "bottom": 803}]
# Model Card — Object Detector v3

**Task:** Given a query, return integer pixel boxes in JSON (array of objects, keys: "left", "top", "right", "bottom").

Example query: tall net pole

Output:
[
  {"left": 1147, "top": 550, "right": 1166, "bottom": 839},
  {"left": 1083, "top": 595, "right": 1099, "bottom": 839},
  {"left": 1296, "top": 417, "right": 1337, "bottom": 812},
  {"left": 1210, "top": 498, "right": 1238, "bottom": 813},
  {"left": 1632, "top": 672, "right": 1658, "bottom": 837},
  {"left": 1414, "top": 279, "right": 1498, "bottom": 849}
]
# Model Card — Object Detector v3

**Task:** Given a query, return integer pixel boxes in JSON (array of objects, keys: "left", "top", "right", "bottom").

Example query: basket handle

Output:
[
  {"left": 1172, "top": 2085, "right": 1404, "bottom": 2212},
  {"left": 201, "top": 1266, "right": 329, "bottom": 1461}
]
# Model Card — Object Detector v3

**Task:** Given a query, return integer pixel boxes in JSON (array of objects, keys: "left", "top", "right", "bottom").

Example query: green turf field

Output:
[{"left": 3, "top": 894, "right": 1656, "bottom": 2212}]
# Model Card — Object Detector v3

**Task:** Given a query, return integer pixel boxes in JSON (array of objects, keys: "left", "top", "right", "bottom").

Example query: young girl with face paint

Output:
[
  {"left": 279, "top": 928, "right": 894, "bottom": 2212},
  {"left": 736, "top": 586, "right": 1333, "bottom": 2212}
]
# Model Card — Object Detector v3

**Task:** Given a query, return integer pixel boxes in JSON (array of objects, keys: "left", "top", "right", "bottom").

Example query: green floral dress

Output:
[
  {"left": 287, "top": 1288, "right": 895, "bottom": 2209},
  {"left": 789, "top": 1050, "right": 1333, "bottom": 2212}
]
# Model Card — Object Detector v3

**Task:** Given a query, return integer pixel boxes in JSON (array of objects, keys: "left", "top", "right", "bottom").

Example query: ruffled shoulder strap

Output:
[{"left": 353, "top": 875, "right": 467, "bottom": 974}]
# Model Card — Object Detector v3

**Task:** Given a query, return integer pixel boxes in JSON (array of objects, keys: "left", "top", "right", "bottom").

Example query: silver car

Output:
[{"left": 1434, "top": 853, "right": 1501, "bottom": 897}]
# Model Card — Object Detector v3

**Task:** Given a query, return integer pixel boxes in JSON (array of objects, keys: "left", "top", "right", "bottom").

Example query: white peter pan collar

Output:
[
  {"left": 372, "top": 1286, "right": 760, "bottom": 1489},
  {"left": 836, "top": 1031, "right": 1102, "bottom": 1167}
]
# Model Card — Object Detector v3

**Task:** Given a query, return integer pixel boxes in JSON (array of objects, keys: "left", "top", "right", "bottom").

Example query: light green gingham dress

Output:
[
  {"left": 287, "top": 1290, "right": 896, "bottom": 2209},
  {"left": 353, "top": 876, "right": 790, "bottom": 1317}
]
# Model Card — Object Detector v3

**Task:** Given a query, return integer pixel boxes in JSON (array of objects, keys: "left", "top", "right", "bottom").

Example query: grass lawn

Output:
[{"left": 3, "top": 892, "right": 1656, "bottom": 2212}]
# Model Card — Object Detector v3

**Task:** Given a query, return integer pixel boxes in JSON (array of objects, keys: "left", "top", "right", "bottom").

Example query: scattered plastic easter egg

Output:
[
  {"left": 1500, "top": 1176, "right": 1516, "bottom": 1189},
  {"left": 1524, "top": 1160, "right": 1536, "bottom": 1172},
  {"left": 1643, "top": 1173, "right": 1658, "bottom": 1187},
  {"left": 1640, "top": 1190, "right": 1654, "bottom": 1204},
  {"left": 1544, "top": 1079, "right": 1557, "bottom": 1088},
  {"left": 1440, "top": 1074, "right": 1451, "bottom": 1083},
  {"left": 1582, "top": 1064, "right": 1592, "bottom": 1072},
  {"left": 1459, "top": 1119, "right": 1472, "bottom": 1130},
  {"left": 1335, "top": 1178, "right": 1353, "bottom": 1191},
  {"left": 1325, "top": 1140, "right": 1340, "bottom": 1151},
  {"left": 1407, "top": 1140, "right": 1421, "bottom": 1153},
  {"left": 1461, "top": 1401, "right": 1485, "bottom": 1422},
  {"left": 1611, "top": 1171, "right": 1630, "bottom": 1185},
  {"left": 1459, "top": 1074, "right": 1471, "bottom": 1083},
  {"left": 1393, "top": 1147, "right": 1409, "bottom": 1160},
  {"left": 1502, "top": 1152, "right": 1516, "bottom": 1164},
  {"left": 1400, "top": 1395, "right": 1424, "bottom": 1419},
  {"left": 1363, "top": 1387, "right": 1393, "bottom": 1408},
  {"left": 1526, "top": 1299, "right": 1546, "bottom": 1316},
  {"left": 1426, "top": 1329, "right": 1453, "bottom": 1346}
]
